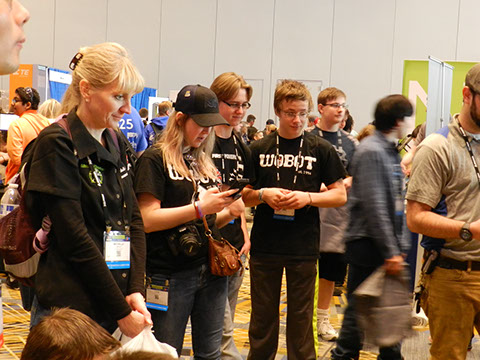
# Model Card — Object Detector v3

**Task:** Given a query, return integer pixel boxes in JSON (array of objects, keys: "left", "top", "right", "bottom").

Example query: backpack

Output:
[{"left": 0, "top": 117, "right": 122, "bottom": 286}]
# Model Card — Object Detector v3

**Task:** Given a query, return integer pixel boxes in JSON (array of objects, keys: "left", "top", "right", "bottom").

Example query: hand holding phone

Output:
[{"left": 228, "top": 178, "right": 250, "bottom": 199}]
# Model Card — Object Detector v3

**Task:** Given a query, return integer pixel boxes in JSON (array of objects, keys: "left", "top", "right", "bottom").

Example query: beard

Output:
[{"left": 470, "top": 96, "right": 480, "bottom": 129}]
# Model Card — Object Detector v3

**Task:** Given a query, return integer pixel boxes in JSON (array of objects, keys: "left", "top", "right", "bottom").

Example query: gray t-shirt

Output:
[{"left": 406, "top": 114, "right": 480, "bottom": 261}]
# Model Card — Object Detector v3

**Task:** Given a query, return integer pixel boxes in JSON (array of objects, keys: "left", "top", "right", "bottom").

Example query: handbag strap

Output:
[{"left": 202, "top": 215, "right": 213, "bottom": 238}]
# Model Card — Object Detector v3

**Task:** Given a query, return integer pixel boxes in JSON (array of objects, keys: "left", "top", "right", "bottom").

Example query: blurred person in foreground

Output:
[
  {"left": 0, "top": 0, "right": 29, "bottom": 75},
  {"left": 331, "top": 94, "right": 413, "bottom": 360},
  {"left": 26, "top": 42, "right": 151, "bottom": 338}
]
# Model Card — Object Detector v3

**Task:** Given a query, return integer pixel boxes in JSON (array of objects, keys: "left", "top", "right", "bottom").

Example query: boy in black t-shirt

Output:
[
  {"left": 243, "top": 80, "right": 347, "bottom": 360},
  {"left": 210, "top": 72, "right": 254, "bottom": 359},
  {"left": 311, "top": 87, "right": 358, "bottom": 341}
]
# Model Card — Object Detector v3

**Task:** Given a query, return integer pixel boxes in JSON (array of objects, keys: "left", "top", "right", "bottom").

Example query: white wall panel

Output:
[
  {"left": 157, "top": 0, "right": 217, "bottom": 98},
  {"left": 107, "top": 0, "right": 162, "bottom": 89},
  {"left": 7, "top": 0, "right": 480, "bottom": 125},
  {"left": 331, "top": 0, "right": 396, "bottom": 129},
  {"left": 53, "top": 0, "right": 108, "bottom": 70},
  {"left": 20, "top": 0, "right": 55, "bottom": 67},
  {"left": 456, "top": 0, "right": 480, "bottom": 62},
  {"left": 271, "top": 0, "right": 334, "bottom": 119},
  {"left": 390, "top": 0, "right": 460, "bottom": 95},
  {"left": 215, "top": 0, "right": 275, "bottom": 124}
]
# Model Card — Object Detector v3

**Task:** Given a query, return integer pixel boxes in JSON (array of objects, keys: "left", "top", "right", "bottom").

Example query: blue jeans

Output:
[
  {"left": 150, "top": 263, "right": 228, "bottom": 359},
  {"left": 331, "top": 264, "right": 403, "bottom": 360}
]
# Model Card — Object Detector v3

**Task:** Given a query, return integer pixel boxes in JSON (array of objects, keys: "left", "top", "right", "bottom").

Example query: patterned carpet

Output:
[{"left": 0, "top": 270, "right": 459, "bottom": 360}]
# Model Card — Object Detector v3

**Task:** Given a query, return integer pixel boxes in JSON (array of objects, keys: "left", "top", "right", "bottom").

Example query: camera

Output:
[{"left": 166, "top": 222, "right": 203, "bottom": 257}]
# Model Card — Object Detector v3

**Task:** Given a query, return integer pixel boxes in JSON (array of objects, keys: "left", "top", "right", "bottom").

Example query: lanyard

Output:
[
  {"left": 218, "top": 135, "right": 241, "bottom": 184},
  {"left": 318, "top": 129, "right": 343, "bottom": 154},
  {"left": 86, "top": 155, "right": 130, "bottom": 234},
  {"left": 457, "top": 120, "right": 480, "bottom": 187},
  {"left": 275, "top": 132, "right": 304, "bottom": 189}
]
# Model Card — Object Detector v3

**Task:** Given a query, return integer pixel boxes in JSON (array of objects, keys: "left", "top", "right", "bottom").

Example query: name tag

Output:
[
  {"left": 273, "top": 208, "right": 295, "bottom": 221},
  {"left": 104, "top": 231, "right": 130, "bottom": 269},
  {"left": 146, "top": 281, "right": 169, "bottom": 311}
]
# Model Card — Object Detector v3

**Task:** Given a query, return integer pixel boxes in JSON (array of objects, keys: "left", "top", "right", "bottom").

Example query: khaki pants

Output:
[{"left": 422, "top": 267, "right": 480, "bottom": 360}]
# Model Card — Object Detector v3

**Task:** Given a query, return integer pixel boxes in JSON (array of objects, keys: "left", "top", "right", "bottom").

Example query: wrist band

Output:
[
  {"left": 258, "top": 188, "right": 265, "bottom": 203},
  {"left": 197, "top": 202, "right": 204, "bottom": 218},
  {"left": 308, "top": 192, "right": 312, "bottom": 205},
  {"left": 193, "top": 202, "right": 202, "bottom": 219}
]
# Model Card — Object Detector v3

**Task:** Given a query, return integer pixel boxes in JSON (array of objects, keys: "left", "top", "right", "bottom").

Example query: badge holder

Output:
[
  {"left": 103, "top": 228, "right": 131, "bottom": 270},
  {"left": 273, "top": 208, "right": 295, "bottom": 221},
  {"left": 146, "top": 278, "right": 169, "bottom": 311}
]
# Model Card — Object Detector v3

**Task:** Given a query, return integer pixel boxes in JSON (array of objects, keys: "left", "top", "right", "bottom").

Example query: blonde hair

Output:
[
  {"left": 38, "top": 99, "right": 62, "bottom": 119},
  {"left": 210, "top": 72, "right": 253, "bottom": 102},
  {"left": 157, "top": 101, "right": 172, "bottom": 116},
  {"left": 357, "top": 124, "right": 376, "bottom": 142},
  {"left": 61, "top": 42, "right": 144, "bottom": 113},
  {"left": 274, "top": 80, "right": 313, "bottom": 113},
  {"left": 155, "top": 111, "right": 217, "bottom": 180}
]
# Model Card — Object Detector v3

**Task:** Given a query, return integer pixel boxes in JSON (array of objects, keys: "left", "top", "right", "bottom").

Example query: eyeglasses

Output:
[
  {"left": 11, "top": 97, "right": 21, "bottom": 105},
  {"left": 222, "top": 100, "right": 251, "bottom": 110},
  {"left": 281, "top": 111, "right": 309, "bottom": 119},
  {"left": 324, "top": 103, "right": 348, "bottom": 109}
]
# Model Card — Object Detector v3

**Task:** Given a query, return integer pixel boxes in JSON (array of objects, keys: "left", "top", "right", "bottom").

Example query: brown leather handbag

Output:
[{"left": 202, "top": 216, "right": 242, "bottom": 276}]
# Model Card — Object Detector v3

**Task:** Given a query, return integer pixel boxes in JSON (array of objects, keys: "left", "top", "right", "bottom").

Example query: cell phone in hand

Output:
[{"left": 228, "top": 178, "right": 250, "bottom": 199}]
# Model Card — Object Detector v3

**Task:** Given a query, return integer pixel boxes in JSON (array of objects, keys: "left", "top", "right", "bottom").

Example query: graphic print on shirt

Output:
[
  {"left": 259, "top": 153, "right": 317, "bottom": 175},
  {"left": 211, "top": 152, "right": 245, "bottom": 182},
  {"left": 166, "top": 163, "right": 212, "bottom": 185}
]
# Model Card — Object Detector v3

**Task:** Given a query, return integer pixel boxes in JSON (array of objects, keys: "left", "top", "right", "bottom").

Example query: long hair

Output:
[
  {"left": 155, "top": 111, "right": 217, "bottom": 180},
  {"left": 61, "top": 42, "right": 144, "bottom": 113}
]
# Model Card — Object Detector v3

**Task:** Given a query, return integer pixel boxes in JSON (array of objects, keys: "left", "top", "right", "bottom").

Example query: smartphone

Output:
[{"left": 228, "top": 178, "right": 250, "bottom": 199}]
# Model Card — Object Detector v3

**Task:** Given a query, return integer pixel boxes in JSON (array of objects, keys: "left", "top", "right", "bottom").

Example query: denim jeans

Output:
[
  {"left": 221, "top": 254, "right": 246, "bottom": 360},
  {"left": 150, "top": 263, "right": 228, "bottom": 359},
  {"left": 331, "top": 264, "right": 402, "bottom": 360}
]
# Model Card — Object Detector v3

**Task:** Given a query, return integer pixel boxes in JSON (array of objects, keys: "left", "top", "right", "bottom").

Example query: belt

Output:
[{"left": 437, "top": 256, "right": 480, "bottom": 271}]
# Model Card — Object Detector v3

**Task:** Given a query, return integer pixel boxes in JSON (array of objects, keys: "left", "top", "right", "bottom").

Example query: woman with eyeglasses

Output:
[
  {"left": 25, "top": 42, "right": 151, "bottom": 338},
  {"left": 5, "top": 86, "right": 50, "bottom": 183},
  {"left": 134, "top": 84, "right": 244, "bottom": 358}
]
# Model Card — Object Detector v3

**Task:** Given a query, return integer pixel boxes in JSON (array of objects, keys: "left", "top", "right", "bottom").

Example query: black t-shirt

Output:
[
  {"left": 25, "top": 111, "right": 145, "bottom": 324},
  {"left": 134, "top": 147, "right": 221, "bottom": 275},
  {"left": 310, "top": 127, "right": 357, "bottom": 174},
  {"left": 212, "top": 133, "right": 254, "bottom": 250},
  {"left": 249, "top": 132, "right": 346, "bottom": 259}
]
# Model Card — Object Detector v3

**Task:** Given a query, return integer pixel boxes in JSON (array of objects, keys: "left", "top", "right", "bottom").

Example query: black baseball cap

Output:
[{"left": 174, "top": 85, "right": 229, "bottom": 127}]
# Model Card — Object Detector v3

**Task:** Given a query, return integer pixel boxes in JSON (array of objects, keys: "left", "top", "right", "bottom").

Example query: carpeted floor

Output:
[{"left": 0, "top": 272, "right": 479, "bottom": 360}]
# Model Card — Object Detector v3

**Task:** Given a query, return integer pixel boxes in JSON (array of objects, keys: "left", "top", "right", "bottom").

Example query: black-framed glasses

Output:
[
  {"left": 223, "top": 100, "right": 251, "bottom": 110},
  {"left": 281, "top": 111, "right": 308, "bottom": 119},
  {"left": 11, "top": 97, "right": 21, "bottom": 105},
  {"left": 324, "top": 103, "right": 348, "bottom": 109}
]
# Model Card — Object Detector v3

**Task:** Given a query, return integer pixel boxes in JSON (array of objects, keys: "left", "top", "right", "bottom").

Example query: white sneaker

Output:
[{"left": 317, "top": 315, "right": 338, "bottom": 341}]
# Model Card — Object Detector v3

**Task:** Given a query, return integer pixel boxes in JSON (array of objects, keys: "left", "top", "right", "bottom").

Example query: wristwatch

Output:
[{"left": 460, "top": 222, "right": 473, "bottom": 242}]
